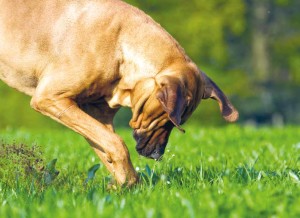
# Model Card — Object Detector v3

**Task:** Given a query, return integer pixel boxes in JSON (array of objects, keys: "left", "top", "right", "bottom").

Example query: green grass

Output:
[{"left": 1, "top": 125, "right": 300, "bottom": 218}]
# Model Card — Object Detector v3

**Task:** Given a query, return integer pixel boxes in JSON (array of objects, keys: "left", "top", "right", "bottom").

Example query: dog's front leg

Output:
[
  {"left": 30, "top": 82, "right": 138, "bottom": 187},
  {"left": 80, "top": 102, "right": 138, "bottom": 186}
]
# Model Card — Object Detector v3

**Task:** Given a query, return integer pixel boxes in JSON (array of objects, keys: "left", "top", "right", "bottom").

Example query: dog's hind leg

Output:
[{"left": 30, "top": 78, "right": 138, "bottom": 187}]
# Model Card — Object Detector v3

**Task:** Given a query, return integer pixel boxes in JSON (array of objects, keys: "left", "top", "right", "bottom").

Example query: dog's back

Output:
[{"left": 0, "top": 0, "right": 187, "bottom": 96}]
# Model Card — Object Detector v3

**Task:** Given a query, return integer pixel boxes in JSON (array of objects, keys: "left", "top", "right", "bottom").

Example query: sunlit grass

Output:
[{"left": 0, "top": 126, "right": 300, "bottom": 217}]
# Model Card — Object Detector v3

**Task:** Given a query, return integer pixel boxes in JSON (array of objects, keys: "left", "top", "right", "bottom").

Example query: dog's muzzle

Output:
[{"left": 133, "top": 123, "right": 173, "bottom": 160}]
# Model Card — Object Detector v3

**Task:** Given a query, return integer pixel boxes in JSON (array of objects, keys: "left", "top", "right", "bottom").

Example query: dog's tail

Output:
[{"left": 201, "top": 72, "right": 239, "bottom": 122}]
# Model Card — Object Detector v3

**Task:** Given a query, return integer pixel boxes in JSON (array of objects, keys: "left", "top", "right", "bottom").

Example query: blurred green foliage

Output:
[{"left": 0, "top": 0, "right": 299, "bottom": 129}]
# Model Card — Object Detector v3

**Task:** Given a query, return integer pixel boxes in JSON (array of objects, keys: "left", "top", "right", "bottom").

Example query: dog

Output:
[{"left": 0, "top": 0, "right": 238, "bottom": 186}]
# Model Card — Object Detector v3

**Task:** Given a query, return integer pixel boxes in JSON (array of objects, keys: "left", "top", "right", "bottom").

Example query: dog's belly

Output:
[{"left": 0, "top": 61, "right": 37, "bottom": 96}]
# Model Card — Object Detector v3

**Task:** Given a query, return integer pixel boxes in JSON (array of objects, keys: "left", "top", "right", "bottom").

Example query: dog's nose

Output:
[{"left": 149, "top": 149, "right": 163, "bottom": 161}]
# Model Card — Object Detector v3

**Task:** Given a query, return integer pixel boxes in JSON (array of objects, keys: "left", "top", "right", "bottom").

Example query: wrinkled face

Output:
[
  {"left": 133, "top": 121, "right": 174, "bottom": 160},
  {"left": 130, "top": 75, "right": 199, "bottom": 160},
  {"left": 130, "top": 67, "right": 239, "bottom": 161},
  {"left": 132, "top": 96, "right": 176, "bottom": 160}
]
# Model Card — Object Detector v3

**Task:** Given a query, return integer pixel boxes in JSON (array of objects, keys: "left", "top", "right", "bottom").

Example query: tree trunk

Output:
[{"left": 251, "top": 0, "right": 270, "bottom": 83}]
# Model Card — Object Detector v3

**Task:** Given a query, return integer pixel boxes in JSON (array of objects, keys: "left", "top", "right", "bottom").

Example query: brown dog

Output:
[{"left": 0, "top": 0, "right": 238, "bottom": 186}]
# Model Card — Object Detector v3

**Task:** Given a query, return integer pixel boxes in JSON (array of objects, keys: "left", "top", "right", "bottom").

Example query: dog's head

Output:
[{"left": 129, "top": 65, "right": 238, "bottom": 160}]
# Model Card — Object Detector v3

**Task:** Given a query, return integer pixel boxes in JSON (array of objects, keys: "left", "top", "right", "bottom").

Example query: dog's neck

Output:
[
  {"left": 92, "top": 0, "right": 195, "bottom": 109},
  {"left": 105, "top": 54, "right": 197, "bottom": 110}
]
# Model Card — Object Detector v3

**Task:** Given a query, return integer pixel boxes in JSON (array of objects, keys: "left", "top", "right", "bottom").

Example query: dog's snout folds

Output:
[{"left": 134, "top": 122, "right": 173, "bottom": 159}]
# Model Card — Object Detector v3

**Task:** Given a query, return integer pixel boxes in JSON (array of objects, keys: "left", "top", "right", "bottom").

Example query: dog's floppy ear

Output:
[
  {"left": 156, "top": 76, "right": 186, "bottom": 132},
  {"left": 202, "top": 72, "right": 239, "bottom": 122}
]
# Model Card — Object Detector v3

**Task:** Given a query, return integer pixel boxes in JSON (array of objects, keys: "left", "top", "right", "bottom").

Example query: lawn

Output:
[{"left": 0, "top": 125, "right": 300, "bottom": 218}]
